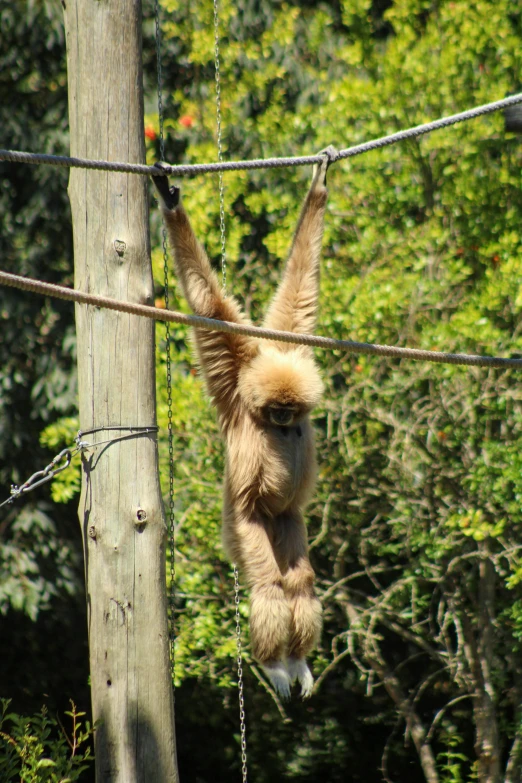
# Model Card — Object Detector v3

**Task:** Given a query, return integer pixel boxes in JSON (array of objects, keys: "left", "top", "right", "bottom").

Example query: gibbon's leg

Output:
[
  {"left": 262, "top": 146, "right": 337, "bottom": 341},
  {"left": 274, "top": 510, "right": 322, "bottom": 698},
  {"left": 224, "top": 509, "right": 293, "bottom": 699},
  {"left": 152, "top": 165, "right": 257, "bottom": 410}
]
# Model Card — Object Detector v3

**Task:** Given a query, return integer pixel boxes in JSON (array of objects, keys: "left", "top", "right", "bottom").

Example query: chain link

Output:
[
  {"left": 213, "top": 0, "right": 227, "bottom": 290},
  {"left": 0, "top": 448, "right": 74, "bottom": 510},
  {"left": 154, "top": 0, "right": 176, "bottom": 687},
  {"left": 0, "top": 427, "right": 159, "bottom": 511},
  {"left": 234, "top": 565, "right": 248, "bottom": 783}
]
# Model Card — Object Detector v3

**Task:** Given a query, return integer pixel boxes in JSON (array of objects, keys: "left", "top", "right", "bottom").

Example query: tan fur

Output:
[{"left": 156, "top": 157, "right": 329, "bottom": 698}]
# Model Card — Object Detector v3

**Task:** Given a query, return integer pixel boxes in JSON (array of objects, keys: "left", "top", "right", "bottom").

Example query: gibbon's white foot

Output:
[
  {"left": 288, "top": 657, "right": 314, "bottom": 699},
  {"left": 261, "top": 660, "right": 292, "bottom": 700}
]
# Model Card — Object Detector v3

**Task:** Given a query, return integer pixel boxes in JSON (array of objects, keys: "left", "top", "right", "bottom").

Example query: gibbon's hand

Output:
[
  {"left": 313, "top": 145, "right": 339, "bottom": 187},
  {"left": 151, "top": 162, "right": 181, "bottom": 211}
]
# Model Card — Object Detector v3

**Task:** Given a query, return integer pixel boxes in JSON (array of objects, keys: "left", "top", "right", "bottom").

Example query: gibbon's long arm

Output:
[
  {"left": 152, "top": 168, "right": 256, "bottom": 412},
  {"left": 262, "top": 149, "right": 335, "bottom": 344}
]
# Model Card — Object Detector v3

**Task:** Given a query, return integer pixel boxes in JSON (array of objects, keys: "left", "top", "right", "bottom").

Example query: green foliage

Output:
[
  {"left": 0, "top": 420, "right": 81, "bottom": 622},
  {"left": 437, "top": 724, "right": 469, "bottom": 783},
  {"left": 0, "top": 699, "right": 94, "bottom": 782},
  {"left": 0, "top": 0, "right": 89, "bottom": 731},
  {"left": 0, "top": 0, "right": 79, "bottom": 621},
  {"left": 0, "top": 504, "right": 80, "bottom": 621}
]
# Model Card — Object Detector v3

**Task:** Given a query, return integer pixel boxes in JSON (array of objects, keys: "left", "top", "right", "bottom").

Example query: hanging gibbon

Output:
[{"left": 153, "top": 149, "right": 334, "bottom": 698}]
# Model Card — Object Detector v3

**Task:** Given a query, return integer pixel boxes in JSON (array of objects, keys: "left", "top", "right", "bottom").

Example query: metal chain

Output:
[
  {"left": 0, "top": 427, "right": 159, "bottom": 511},
  {"left": 234, "top": 564, "right": 248, "bottom": 783},
  {"left": 154, "top": 0, "right": 176, "bottom": 687},
  {"left": 0, "top": 447, "right": 74, "bottom": 510},
  {"left": 213, "top": 2, "right": 248, "bottom": 778},
  {"left": 213, "top": 0, "right": 227, "bottom": 289}
]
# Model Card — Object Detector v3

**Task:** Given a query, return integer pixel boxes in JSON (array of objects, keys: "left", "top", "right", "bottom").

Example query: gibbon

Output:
[{"left": 153, "top": 149, "right": 334, "bottom": 698}]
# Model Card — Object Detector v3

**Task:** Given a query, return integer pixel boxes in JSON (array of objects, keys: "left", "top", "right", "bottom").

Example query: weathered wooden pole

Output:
[{"left": 63, "top": 1, "right": 178, "bottom": 780}]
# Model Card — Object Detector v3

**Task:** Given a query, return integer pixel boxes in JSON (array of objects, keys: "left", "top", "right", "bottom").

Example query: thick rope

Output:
[
  {"left": 0, "top": 93, "right": 521, "bottom": 178},
  {"left": 2, "top": 269, "right": 522, "bottom": 369}
]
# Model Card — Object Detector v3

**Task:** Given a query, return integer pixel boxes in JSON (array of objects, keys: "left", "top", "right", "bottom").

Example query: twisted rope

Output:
[
  {"left": 1, "top": 269, "right": 521, "bottom": 369},
  {"left": 0, "top": 93, "right": 521, "bottom": 178}
]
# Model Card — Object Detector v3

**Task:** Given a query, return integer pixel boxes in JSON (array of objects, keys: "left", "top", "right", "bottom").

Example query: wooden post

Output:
[{"left": 63, "top": 1, "right": 178, "bottom": 780}]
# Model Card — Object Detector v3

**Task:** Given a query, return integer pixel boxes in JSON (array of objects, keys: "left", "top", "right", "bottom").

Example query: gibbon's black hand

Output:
[{"left": 152, "top": 162, "right": 180, "bottom": 211}]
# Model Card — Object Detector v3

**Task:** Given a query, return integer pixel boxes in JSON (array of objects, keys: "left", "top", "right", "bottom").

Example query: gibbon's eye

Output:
[{"left": 268, "top": 407, "right": 294, "bottom": 426}]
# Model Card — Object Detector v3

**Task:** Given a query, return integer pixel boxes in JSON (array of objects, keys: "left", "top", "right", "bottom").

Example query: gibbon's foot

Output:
[
  {"left": 287, "top": 657, "right": 314, "bottom": 699},
  {"left": 261, "top": 660, "right": 292, "bottom": 700},
  {"left": 151, "top": 162, "right": 180, "bottom": 211},
  {"left": 313, "top": 145, "right": 339, "bottom": 187}
]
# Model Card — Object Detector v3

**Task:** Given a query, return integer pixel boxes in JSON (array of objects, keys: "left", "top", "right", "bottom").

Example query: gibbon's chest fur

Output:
[{"left": 223, "top": 410, "right": 317, "bottom": 518}]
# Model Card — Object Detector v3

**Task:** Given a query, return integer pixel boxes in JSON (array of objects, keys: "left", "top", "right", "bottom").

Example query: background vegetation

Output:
[{"left": 2, "top": 0, "right": 522, "bottom": 781}]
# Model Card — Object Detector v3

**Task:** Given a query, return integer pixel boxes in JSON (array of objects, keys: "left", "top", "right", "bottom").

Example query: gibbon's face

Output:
[{"left": 238, "top": 347, "right": 324, "bottom": 425}]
